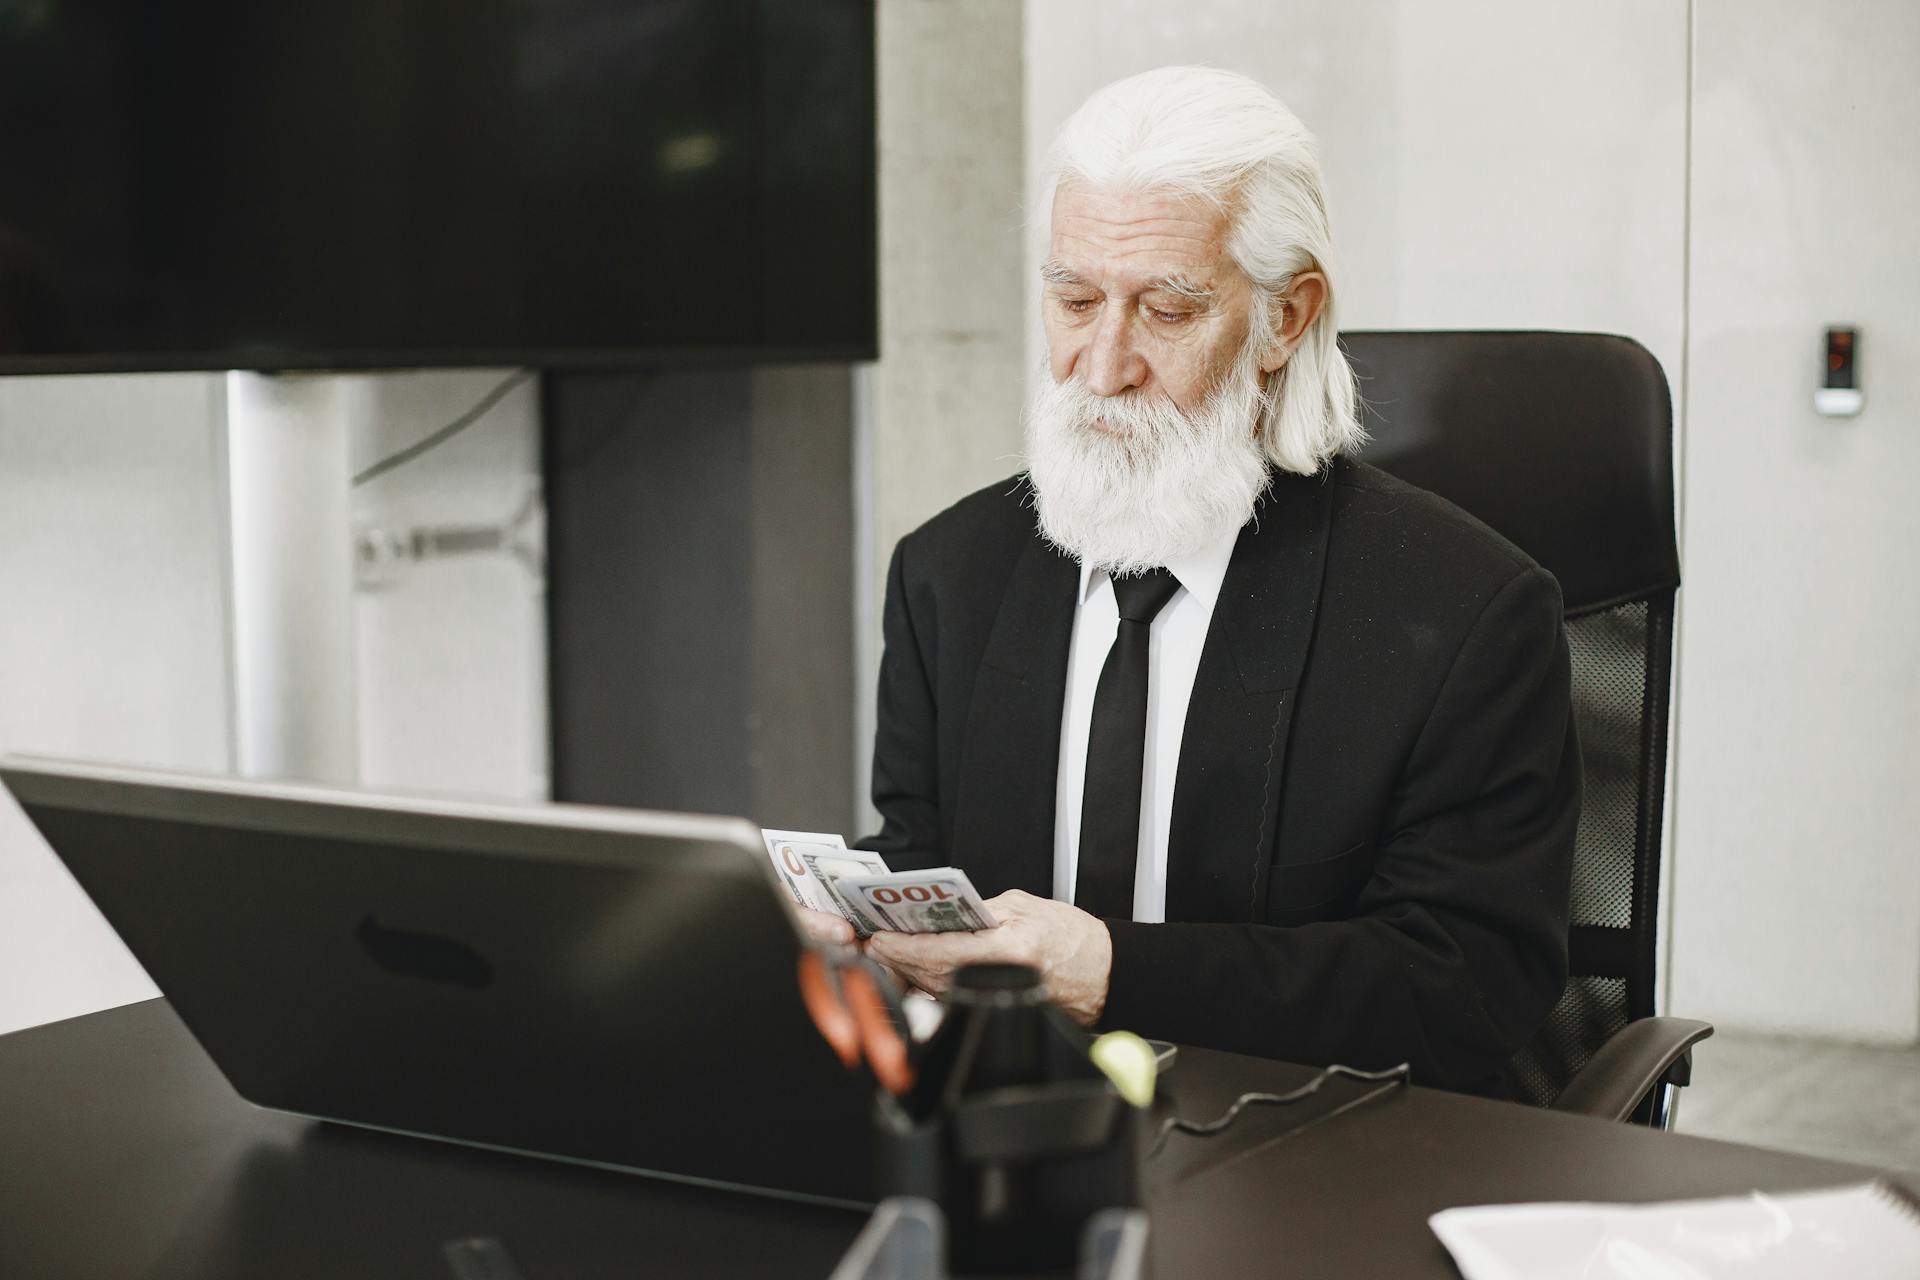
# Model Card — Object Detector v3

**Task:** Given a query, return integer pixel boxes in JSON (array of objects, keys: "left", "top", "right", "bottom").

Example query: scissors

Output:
[{"left": 797, "top": 946, "right": 916, "bottom": 1097}]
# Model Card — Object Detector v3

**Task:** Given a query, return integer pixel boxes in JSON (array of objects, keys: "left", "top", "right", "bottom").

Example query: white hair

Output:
[{"left": 1042, "top": 65, "right": 1363, "bottom": 476}]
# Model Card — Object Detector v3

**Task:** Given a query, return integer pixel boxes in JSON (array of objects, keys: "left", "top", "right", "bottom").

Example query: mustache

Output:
[
  {"left": 1031, "top": 386, "right": 1208, "bottom": 469},
  {"left": 1036, "top": 347, "right": 1273, "bottom": 446}
]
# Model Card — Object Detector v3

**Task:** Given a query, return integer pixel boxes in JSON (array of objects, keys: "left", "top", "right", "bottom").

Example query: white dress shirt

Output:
[{"left": 1052, "top": 528, "right": 1240, "bottom": 922}]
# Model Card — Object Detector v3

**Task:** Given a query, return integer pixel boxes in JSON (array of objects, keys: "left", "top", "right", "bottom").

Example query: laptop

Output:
[{"left": 0, "top": 755, "right": 875, "bottom": 1206}]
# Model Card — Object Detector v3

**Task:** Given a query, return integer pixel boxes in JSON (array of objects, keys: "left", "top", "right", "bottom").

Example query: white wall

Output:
[
  {"left": 0, "top": 370, "right": 545, "bottom": 1036},
  {"left": 352, "top": 372, "right": 548, "bottom": 802},
  {"left": 1669, "top": 0, "right": 1920, "bottom": 1043},
  {"left": 1026, "top": 1, "right": 1920, "bottom": 1042},
  {"left": 0, "top": 375, "right": 227, "bottom": 1033}
]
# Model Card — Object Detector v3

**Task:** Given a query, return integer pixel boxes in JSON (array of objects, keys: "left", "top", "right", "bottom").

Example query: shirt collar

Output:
[{"left": 1076, "top": 523, "right": 1240, "bottom": 612}]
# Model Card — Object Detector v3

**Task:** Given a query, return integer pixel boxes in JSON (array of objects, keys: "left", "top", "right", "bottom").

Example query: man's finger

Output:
[
  {"left": 867, "top": 929, "right": 972, "bottom": 961},
  {"left": 863, "top": 950, "right": 916, "bottom": 992},
  {"left": 867, "top": 925, "right": 1009, "bottom": 973},
  {"left": 795, "top": 907, "right": 854, "bottom": 947}
]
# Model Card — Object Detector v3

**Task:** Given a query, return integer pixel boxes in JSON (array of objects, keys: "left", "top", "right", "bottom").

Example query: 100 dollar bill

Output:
[
  {"left": 801, "top": 849, "right": 895, "bottom": 937},
  {"left": 759, "top": 829, "right": 996, "bottom": 935},
  {"left": 760, "top": 829, "right": 878, "bottom": 918},
  {"left": 831, "top": 869, "right": 998, "bottom": 934}
]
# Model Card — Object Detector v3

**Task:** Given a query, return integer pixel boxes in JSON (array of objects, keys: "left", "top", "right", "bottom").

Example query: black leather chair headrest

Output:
[{"left": 1341, "top": 330, "right": 1679, "bottom": 614}]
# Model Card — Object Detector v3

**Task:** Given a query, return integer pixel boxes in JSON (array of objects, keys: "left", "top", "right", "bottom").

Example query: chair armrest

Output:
[{"left": 1550, "top": 1016, "right": 1714, "bottom": 1122}]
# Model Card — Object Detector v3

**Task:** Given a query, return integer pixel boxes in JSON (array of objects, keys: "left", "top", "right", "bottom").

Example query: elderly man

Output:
[{"left": 830, "top": 66, "right": 1577, "bottom": 1098}]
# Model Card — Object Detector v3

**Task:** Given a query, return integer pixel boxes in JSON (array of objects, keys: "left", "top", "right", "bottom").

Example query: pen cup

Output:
[{"left": 873, "top": 964, "right": 1142, "bottom": 1277}]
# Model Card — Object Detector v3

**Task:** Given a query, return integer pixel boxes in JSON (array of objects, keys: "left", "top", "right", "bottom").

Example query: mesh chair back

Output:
[{"left": 1341, "top": 331, "right": 1679, "bottom": 1107}]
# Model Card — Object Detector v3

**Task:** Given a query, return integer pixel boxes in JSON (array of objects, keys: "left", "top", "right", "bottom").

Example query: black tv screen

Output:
[{"left": 0, "top": 0, "right": 875, "bottom": 372}]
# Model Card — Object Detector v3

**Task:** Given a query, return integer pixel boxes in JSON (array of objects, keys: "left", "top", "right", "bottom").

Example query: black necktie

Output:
[{"left": 1076, "top": 567, "right": 1181, "bottom": 918}]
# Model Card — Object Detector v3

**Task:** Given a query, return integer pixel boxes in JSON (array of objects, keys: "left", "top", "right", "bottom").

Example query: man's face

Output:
[
  {"left": 1025, "top": 183, "right": 1279, "bottom": 576},
  {"left": 1041, "top": 183, "right": 1262, "bottom": 417}
]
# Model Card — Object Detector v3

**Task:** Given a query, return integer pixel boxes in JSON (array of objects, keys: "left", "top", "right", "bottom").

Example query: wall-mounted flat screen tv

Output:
[{"left": 0, "top": 0, "right": 875, "bottom": 373}]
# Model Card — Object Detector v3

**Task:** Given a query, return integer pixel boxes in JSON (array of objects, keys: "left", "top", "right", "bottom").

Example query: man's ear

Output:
[{"left": 1258, "top": 270, "right": 1329, "bottom": 375}]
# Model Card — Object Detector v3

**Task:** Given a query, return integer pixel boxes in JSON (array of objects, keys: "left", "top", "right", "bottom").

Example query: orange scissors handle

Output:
[
  {"left": 839, "top": 963, "right": 914, "bottom": 1095},
  {"left": 797, "top": 948, "right": 915, "bottom": 1095},
  {"left": 798, "top": 950, "right": 862, "bottom": 1068}
]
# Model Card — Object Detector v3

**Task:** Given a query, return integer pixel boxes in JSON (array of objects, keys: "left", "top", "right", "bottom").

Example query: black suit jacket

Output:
[{"left": 862, "top": 458, "right": 1578, "bottom": 1096}]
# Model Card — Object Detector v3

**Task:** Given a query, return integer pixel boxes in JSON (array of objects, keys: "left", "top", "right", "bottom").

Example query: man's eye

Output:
[
  {"left": 1148, "top": 307, "right": 1193, "bottom": 324},
  {"left": 1058, "top": 297, "right": 1097, "bottom": 314}
]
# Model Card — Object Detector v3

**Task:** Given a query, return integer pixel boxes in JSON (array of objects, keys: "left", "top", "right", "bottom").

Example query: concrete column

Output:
[{"left": 856, "top": 0, "right": 1030, "bottom": 824}]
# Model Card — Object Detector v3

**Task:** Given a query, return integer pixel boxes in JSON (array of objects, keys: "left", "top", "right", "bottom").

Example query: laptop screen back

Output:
[{"left": 0, "top": 758, "right": 874, "bottom": 1206}]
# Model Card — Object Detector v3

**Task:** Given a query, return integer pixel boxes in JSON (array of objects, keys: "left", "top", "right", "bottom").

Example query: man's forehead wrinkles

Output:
[
  {"left": 1055, "top": 215, "right": 1222, "bottom": 248},
  {"left": 1047, "top": 185, "right": 1240, "bottom": 303},
  {"left": 1060, "top": 208, "right": 1215, "bottom": 232},
  {"left": 1052, "top": 227, "right": 1223, "bottom": 269}
]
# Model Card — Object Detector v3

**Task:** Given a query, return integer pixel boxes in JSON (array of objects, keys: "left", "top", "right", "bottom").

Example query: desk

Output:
[{"left": 0, "top": 1000, "right": 1902, "bottom": 1279}]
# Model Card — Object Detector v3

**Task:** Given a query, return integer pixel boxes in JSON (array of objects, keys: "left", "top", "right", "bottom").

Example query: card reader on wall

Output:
[{"left": 1815, "top": 326, "right": 1863, "bottom": 417}]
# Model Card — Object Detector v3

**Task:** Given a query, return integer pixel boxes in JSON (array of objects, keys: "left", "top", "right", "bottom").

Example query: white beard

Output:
[{"left": 1023, "top": 344, "right": 1272, "bottom": 577}]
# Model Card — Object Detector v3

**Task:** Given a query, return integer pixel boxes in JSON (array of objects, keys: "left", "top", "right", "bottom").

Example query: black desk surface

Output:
[{"left": 0, "top": 999, "right": 1903, "bottom": 1278}]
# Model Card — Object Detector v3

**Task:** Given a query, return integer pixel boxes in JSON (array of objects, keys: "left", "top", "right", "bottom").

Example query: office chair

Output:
[{"left": 1342, "top": 330, "right": 1710, "bottom": 1128}]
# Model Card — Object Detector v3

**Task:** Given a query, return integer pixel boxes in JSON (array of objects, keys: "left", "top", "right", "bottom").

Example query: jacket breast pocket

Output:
[{"left": 1264, "top": 841, "right": 1371, "bottom": 925}]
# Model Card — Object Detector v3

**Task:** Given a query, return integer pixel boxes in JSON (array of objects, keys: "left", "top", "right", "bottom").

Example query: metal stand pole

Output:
[{"left": 224, "top": 371, "right": 365, "bottom": 785}]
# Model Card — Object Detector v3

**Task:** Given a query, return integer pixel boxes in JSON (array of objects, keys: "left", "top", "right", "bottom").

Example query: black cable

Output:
[
  {"left": 352, "top": 369, "right": 536, "bottom": 487},
  {"left": 1149, "top": 1061, "right": 1411, "bottom": 1157}
]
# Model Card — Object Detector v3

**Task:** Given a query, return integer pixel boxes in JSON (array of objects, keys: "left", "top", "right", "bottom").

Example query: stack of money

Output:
[{"left": 760, "top": 829, "right": 998, "bottom": 936}]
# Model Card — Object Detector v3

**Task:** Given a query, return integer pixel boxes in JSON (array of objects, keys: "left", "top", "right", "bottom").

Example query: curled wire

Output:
[{"left": 1150, "top": 1061, "right": 1412, "bottom": 1157}]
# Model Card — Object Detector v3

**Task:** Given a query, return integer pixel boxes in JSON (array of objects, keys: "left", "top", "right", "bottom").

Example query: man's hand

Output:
[
  {"left": 864, "top": 890, "right": 1113, "bottom": 1026},
  {"left": 793, "top": 907, "right": 854, "bottom": 947}
]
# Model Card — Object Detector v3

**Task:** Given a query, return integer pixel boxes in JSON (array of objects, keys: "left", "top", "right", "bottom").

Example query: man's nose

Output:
[{"left": 1082, "top": 304, "right": 1147, "bottom": 397}]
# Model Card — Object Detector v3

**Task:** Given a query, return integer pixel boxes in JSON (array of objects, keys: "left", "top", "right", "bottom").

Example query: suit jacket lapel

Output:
[
  {"left": 949, "top": 534, "right": 1079, "bottom": 897},
  {"left": 1166, "top": 466, "right": 1337, "bottom": 923}
]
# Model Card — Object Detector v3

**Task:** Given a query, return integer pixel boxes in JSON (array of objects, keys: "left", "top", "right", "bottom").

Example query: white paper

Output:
[{"left": 1430, "top": 1181, "right": 1920, "bottom": 1280}]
